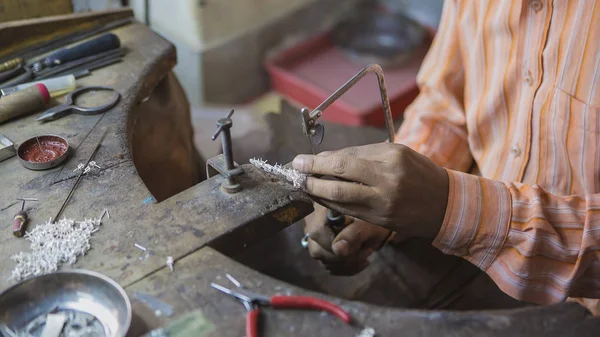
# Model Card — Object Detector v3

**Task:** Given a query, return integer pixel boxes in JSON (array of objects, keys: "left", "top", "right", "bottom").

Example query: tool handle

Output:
[
  {"left": 0, "top": 67, "right": 32, "bottom": 88},
  {"left": 270, "top": 296, "right": 352, "bottom": 323},
  {"left": 0, "top": 64, "right": 24, "bottom": 83},
  {"left": 0, "top": 84, "right": 49, "bottom": 124},
  {"left": 13, "top": 210, "right": 28, "bottom": 237},
  {"left": 245, "top": 308, "right": 260, "bottom": 337},
  {"left": 327, "top": 209, "right": 347, "bottom": 232},
  {"left": 0, "top": 57, "right": 23, "bottom": 72},
  {"left": 5, "top": 74, "right": 76, "bottom": 98},
  {"left": 46, "top": 33, "right": 120, "bottom": 65}
]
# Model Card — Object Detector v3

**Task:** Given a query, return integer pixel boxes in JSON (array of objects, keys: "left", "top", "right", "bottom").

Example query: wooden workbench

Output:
[{"left": 1, "top": 9, "right": 600, "bottom": 337}]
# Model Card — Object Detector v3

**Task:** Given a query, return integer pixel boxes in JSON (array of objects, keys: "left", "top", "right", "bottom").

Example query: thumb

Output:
[{"left": 331, "top": 224, "right": 365, "bottom": 257}]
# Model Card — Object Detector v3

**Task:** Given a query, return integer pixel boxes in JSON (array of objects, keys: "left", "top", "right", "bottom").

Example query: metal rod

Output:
[
  {"left": 226, "top": 273, "right": 242, "bottom": 288},
  {"left": 35, "top": 137, "right": 43, "bottom": 153},
  {"left": 52, "top": 128, "right": 108, "bottom": 223},
  {"left": 221, "top": 129, "right": 234, "bottom": 170},
  {"left": 34, "top": 48, "right": 125, "bottom": 80},
  {"left": 310, "top": 64, "right": 395, "bottom": 142}
]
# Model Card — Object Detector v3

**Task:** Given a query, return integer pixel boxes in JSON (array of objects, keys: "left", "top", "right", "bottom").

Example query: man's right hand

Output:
[{"left": 304, "top": 203, "right": 393, "bottom": 275}]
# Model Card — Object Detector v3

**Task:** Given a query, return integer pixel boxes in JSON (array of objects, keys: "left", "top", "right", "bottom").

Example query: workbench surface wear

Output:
[{"left": 1, "top": 10, "right": 600, "bottom": 337}]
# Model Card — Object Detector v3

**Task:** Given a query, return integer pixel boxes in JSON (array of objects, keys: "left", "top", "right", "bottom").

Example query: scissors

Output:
[{"left": 36, "top": 86, "right": 120, "bottom": 122}]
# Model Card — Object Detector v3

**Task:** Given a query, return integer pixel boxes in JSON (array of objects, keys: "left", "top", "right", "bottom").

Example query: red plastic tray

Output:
[{"left": 265, "top": 33, "right": 431, "bottom": 127}]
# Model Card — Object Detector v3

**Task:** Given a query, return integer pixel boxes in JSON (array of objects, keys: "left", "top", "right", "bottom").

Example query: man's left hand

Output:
[{"left": 292, "top": 143, "right": 449, "bottom": 239}]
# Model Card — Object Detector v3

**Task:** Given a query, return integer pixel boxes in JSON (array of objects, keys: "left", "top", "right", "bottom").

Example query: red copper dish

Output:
[{"left": 17, "top": 135, "right": 70, "bottom": 170}]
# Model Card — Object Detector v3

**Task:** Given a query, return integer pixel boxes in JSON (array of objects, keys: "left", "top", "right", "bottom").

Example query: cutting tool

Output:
[
  {"left": 298, "top": 64, "right": 396, "bottom": 233},
  {"left": 211, "top": 274, "right": 352, "bottom": 337},
  {"left": 36, "top": 86, "right": 120, "bottom": 122}
]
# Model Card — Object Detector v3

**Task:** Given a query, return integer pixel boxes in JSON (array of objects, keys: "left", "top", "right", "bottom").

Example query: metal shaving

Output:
[
  {"left": 249, "top": 158, "right": 307, "bottom": 188},
  {"left": 357, "top": 327, "right": 376, "bottom": 337},
  {"left": 10, "top": 217, "right": 101, "bottom": 281}
]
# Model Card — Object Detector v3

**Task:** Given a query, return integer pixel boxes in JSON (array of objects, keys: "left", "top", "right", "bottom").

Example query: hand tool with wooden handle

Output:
[
  {"left": 13, "top": 198, "right": 37, "bottom": 237},
  {"left": 0, "top": 58, "right": 23, "bottom": 73},
  {"left": 32, "top": 33, "right": 121, "bottom": 72},
  {"left": 0, "top": 84, "right": 50, "bottom": 124},
  {"left": 1, "top": 74, "right": 75, "bottom": 98}
]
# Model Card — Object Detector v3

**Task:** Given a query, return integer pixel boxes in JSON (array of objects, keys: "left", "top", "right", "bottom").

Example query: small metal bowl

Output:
[
  {"left": 331, "top": 10, "right": 427, "bottom": 68},
  {"left": 0, "top": 270, "right": 132, "bottom": 337},
  {"left": 17, "top": 134, "right": 70, "bottom": 170}
]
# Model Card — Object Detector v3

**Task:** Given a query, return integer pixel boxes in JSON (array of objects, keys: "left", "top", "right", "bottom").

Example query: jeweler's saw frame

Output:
[{"left": 299, "top": 64, "right": 396, "bottom": 152}]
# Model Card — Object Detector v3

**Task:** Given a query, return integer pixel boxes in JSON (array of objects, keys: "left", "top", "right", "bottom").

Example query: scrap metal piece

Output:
[
  {"left": 0, "top": 133, "right": 15, "bottom": 162},
  {"left": 357, "top": 327, "right": 376, "bottom": 337},
  {"left": 166, "top": 256, "right": 174, "bottom": 272},
  {"left": 133, "top": 292, "right": 174, "bottom": 317},
  {"left": 0, "top": 325, "right": 17, "bottom": 337},
  {"left": 40, "top": 313, "right": 67, "bottom": 337},
  {"left": 249, "top": 158, "right": 307, "bottom": 188},
  {"left": 225, "top": 273, "right": 242, "bottom": 288}
]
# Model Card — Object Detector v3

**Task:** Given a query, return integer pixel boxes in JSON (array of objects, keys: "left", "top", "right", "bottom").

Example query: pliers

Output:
[{"left": 211, "top": 274, "right": 352, "bottom": 337}]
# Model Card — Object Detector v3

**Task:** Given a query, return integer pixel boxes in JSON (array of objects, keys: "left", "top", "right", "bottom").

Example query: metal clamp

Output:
[
  {"left": 299, "top": 63, "right": 396, "bottom": 145},
  {"left": 207, "top": 109, "right": 243, "bottom": 193}
]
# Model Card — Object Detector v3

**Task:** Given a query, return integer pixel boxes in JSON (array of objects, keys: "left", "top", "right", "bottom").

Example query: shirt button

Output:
[
  {"left": 511, "top": 145, "right": 521, "bottom": 156},
  {"left": 455, "top": 247, "right": 469, "bottom": 257},
  {"left": 530, "top": 0, "right": 543, "bottom": 12}
]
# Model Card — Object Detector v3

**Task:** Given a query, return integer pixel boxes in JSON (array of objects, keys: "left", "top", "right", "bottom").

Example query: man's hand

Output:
[
  {"left": 305, "top": 203, "right": 392, "bottom": 275},
  {"left": 293, "top": 143, "right": 449, "bottom": 239}
]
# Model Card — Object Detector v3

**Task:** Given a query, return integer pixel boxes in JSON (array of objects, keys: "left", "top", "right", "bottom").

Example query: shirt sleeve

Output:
[
  {"left": 394, "top": 0, "right": 473, "bottom": 172},
  {"left": 434, "top": 169, "right": 600, "bottom": 304}
]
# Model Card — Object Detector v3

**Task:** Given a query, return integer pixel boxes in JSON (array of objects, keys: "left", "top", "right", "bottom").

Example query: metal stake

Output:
[{"left": 211, "top": 110, "right": 240, "bottom": 193}]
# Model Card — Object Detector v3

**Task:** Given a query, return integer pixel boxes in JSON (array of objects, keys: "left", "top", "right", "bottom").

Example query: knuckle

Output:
[
  {"left": 390, "top": 145, "right": 408, "bottom": 162},
  {"left": 331, "top": 156, "right": 348, "bottom": 175},
  {"left": 330, "top": 185, "right": 345, "bottom": 201},
  {"left": 343, "top": 147, "right": 358, "bottom": 157},
  {"left": 306, "top": 157, "right": 316, "bottom": 172}
]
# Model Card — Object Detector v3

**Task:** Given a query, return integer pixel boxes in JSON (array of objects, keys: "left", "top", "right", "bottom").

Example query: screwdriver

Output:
[{"left": 13, "top": 198, "right": 37, "bottom": 237}]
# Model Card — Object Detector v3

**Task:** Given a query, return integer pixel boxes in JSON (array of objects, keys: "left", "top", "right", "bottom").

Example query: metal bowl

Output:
[
  {"left": 0, "top": 270, "right": 131, "bottom": 337},
  {"left": 17, "top": 134, "right": 70, "bottom": 170},
  {"left": 331, "top": 10, "right": 427, "bottom": 68}
]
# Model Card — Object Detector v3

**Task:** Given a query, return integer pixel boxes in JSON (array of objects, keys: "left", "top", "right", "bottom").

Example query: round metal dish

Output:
[
  {"left": 331, "top": 10, "right": 427, "bottom": 68},
  {"left": 0, "top": 270, "right": 132, "bottom": 337},
  {"left": 17, "top": 134, "right": 70, "bottom": 170}
]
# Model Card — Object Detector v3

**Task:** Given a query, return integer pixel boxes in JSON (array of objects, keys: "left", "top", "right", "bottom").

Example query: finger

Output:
[
  {"left": 331, "top": 224, "right": 369, "bottom": 257},
  {"left": 293, "top": 154, "right": 380, "bottom": 185},
  {"left": 311, "top": 198, "right": 389, "bottom": 228},
  {"left": 318, "top": 144, "right": 389, "bottom": 161},
  {"left": 308, "top": 222, "right": 335, "bottom": 252},
  {"left": 304, "top": 204, "right": 328, "bottom": 234},
  {"left": 305, "top": 177, "right": 377, "bottom": 204},
  {"left": 307, "top": 239, "right": 339, "bottom": 262}
]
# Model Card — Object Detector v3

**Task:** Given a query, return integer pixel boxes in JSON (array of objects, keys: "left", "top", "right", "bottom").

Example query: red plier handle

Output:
[
  {"left": 270, "top": 295, "right": 352, "bottom": 323},
  {"left": 246, "top": 307, "right": 260, "bottom": 337}
]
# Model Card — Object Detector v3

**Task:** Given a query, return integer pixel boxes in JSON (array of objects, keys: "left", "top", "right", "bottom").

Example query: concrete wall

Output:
[
  {"left": 125, "top": 0, "right": 443, "bottom": 107},
  {"left": 128, "top": 0, "right": 356, "bottom": 106}
]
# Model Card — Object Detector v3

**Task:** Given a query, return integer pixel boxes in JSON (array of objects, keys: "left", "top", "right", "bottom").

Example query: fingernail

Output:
[
  {"left": 332, "top": 240, "right": 350, "bottom": 257},
  {"left": 292, "top": 155, "right": 306, "bottom": 170}
]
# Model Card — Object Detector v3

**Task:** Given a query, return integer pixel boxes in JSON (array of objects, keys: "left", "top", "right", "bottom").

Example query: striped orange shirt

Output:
[{"left": 395, "top": 0, "right": 600, "bottom": 312}]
